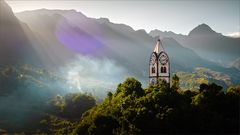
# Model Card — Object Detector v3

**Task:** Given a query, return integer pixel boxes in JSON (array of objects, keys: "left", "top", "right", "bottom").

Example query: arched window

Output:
[
  {"left": 164, "top": 67, "right": 167, "bottom": 73},
  {"left": 161, "top": 67, "right": 164, "bottom": 73},
  {"left": 152, "top": 67, "right": 155, "bottom": 73}
]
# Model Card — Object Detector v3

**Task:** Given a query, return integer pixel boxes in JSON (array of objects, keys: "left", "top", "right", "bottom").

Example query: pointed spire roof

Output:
[{"left": 153, "top": 39, "right": 161, "bottom": 53}]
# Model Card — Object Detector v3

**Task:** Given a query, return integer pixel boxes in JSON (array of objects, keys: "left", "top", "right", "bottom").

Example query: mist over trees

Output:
[{"left": 1, "top": 76, "right": 238, "bottom": 134}]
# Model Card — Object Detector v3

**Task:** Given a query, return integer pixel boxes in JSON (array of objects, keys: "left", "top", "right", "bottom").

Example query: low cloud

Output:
[
  {"left": 60, "top": 55, "right": 130, "bottom": 97},
  {"left": 225, "top": 32, "right": 240, "bottom": 38}
]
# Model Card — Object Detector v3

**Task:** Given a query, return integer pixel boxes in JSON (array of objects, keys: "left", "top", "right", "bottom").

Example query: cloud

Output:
[
  {"left": 225, "top": 32, "right": 240, "bottom": 38},
  {"left": 60, "top": 55, "right": 130, "bottom": 97}
]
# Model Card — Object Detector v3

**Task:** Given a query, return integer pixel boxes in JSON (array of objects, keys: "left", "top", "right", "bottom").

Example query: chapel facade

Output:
[{"left": 149, "top": 39, "right": 170, "bottom": 85}]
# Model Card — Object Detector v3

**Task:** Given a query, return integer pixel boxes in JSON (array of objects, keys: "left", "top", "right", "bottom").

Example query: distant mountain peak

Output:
[
  {"left": 31, "top": 8, "right": 77, "bottom": 13},
  {"left": 136, "top": 29, "right": 148, "bottom": 35},
  {"left": 188, "top": 23, "right": 217, "bottom": 36},
  {"left": 97, "top": 17, "right": 110, "bottom": 24},
  {"left": 18, "top": 8, "right": 85, "bottom": 18},
  {"left": 137, "top": 29, "right": 147, "bottom": 33}
]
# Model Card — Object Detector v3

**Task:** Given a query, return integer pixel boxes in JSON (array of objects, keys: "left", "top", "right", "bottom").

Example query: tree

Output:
[
  {"left": 199, "top": 83, "right": 208, "bottom": 92},
  {"left": 227, "top": 85, "right": 240, "bottom": 96},
  {"left": 48, "top": 93, "right": 96, "bottom": 120},
  {"left": 47, "top": 78, "right": 239, "bottom": 134},
  {"left": 171, "top": 74, "right": 180, "bottom": 90},
  {"left": 116, "top": 77, "right": 145, "bottom": 97},
  {"left": 88, "top": 115, "right": 120, "bottom": 134}
]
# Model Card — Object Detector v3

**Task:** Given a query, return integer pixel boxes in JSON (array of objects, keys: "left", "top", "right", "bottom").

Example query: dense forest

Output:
[{"left": 1, "top": 74, "right": 239, "bottom": 134}]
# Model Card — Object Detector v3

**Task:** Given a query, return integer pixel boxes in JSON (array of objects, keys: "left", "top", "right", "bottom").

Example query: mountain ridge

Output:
[
  {"left": 0, "top": 0, "right": 41, "bottom": 65},
  {"left": 1, "top": 1, "right": 239, "bottom": 86},
  {"left": 15, "top": 9, "right": 240, "bottom": 82},
  {"left": 149, "top": 24, "right": 240, "bottom": 66},
  {"left": 188, "top": 23, "right": 220, "bottom": 36}
]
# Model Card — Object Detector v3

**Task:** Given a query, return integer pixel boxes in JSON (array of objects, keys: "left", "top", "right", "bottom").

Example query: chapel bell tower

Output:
[{"left": 149, "top": 39, "right": 170, "bottom": 85}]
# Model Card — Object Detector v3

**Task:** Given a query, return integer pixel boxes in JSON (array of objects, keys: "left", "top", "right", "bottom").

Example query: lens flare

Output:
[{"left": 55, "top": 17, "right": 104, "bottom": 55}]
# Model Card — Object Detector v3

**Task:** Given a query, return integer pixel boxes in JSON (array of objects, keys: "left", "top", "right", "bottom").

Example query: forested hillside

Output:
[
  {"left": 72, "top": 78, "right": 240, "bottom": 134},
  {"left": 1, "top": 76, "right": 239, "bottom": 134}
]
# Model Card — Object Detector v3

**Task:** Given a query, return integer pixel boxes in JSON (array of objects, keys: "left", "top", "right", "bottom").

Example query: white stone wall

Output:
[
  {"left": 149, "top": 50, "right": 170, "bottom": 85},
  {"left": 158, "top": 51, "right": 170, "bottom": 83}
]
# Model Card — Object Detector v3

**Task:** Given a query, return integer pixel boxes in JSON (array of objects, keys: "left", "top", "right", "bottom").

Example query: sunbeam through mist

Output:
[{"left": 61, "top": 55, "right": 130, "bottom": 97}]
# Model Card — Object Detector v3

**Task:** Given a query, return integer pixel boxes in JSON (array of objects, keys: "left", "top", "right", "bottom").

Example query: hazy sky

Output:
[{"left": 6, "top": 0, "right": 240, "bottom": 35}]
